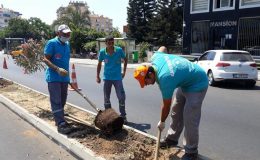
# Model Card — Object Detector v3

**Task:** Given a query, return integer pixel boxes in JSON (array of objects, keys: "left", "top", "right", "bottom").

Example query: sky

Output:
[{"left": 0, "top": 0, "right": 128, "bottom": 32}]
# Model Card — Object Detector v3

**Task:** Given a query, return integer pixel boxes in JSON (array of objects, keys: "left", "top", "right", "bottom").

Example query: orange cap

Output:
[{"left": 134, "top": 65, "right": 149, "bottom": 88}]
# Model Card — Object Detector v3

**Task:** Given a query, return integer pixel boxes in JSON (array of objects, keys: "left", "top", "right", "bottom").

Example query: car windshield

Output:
[{"left": 220, "top": 52, "right": 254, "bottom": 62}]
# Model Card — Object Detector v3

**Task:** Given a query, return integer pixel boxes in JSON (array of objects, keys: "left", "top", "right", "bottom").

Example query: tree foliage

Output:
[
  {"left": 127, "top": 0, "right": 183, "bottom": 47},
  {"left": 28, "top": 17, "right": 53, "bottom": 40},
  {"left": 127, "top": 0, "right": 156, "bottom": 43},
  {"left": 110, "top": 27, "right": 122, "bottom": 38},
  {"left": 138, "top": 42, "right": 150, "bottom": 62},
  {"left": 5, "top": 18, "right": 36, "bottom": 40},
  {"left": 13, "top": 39, "right": 46, "bottom": 74},
  {"left": 0, "top": 18, "right": 52, "bottom": 51},
  {"left": 52, "top": 5, "right": 91, "bottom": 30}
]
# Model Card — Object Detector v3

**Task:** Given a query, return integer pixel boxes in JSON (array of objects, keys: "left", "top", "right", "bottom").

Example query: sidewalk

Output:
[
  {"left": 0, "top": 103, "right": 77, "bottom": 160},
  {"left": 70, "top": 58, "right": 149, "bottom": 69},
  {"left": 0, "top": 95, "right": 105, "bottom": 160}
]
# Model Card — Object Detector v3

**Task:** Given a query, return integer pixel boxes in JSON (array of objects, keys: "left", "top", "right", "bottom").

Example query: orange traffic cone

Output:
[
  {"left": 69, "top": 64, "right": 81, "bottom": 91},
  {"left": 3, "top": 57, "right": 8, "bottom": 69}
]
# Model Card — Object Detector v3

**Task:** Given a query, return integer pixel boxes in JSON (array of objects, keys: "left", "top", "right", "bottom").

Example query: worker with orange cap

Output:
[{"left": 134, "top": 46, "right": 208, "bottom": 160}]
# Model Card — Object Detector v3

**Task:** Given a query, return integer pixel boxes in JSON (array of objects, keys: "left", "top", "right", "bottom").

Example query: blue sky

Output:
[{"left": 1, "top": 0, "right": 128, "bottom": 32}]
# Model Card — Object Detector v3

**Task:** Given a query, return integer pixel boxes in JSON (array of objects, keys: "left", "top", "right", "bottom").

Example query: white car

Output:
[{"left": 194, "top": 50, "right": 258, "bottom": 87}]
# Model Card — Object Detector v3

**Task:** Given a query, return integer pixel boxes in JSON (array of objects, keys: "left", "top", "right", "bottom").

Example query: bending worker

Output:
[{"left": 134, "top": 46, "right": 208, "bottom": 160}]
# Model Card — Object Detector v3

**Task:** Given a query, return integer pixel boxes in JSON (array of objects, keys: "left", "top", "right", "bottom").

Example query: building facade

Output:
[
  {"left": 183, "top": 0, "right": 260, "bottom": 55},
  {"left": 89, "top": 13, "right": 113, "bottom": 33},
  {"left": 56, "top": 1, "right": 89, "bottom": 19},
  {"left": 0, "top": 5, "right": 22, "bottom": 29}
]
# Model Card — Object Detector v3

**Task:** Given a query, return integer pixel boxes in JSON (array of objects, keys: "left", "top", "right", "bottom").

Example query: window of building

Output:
[
  {"left": 191, "top": 21, "right": 210, "bottom": 53},
  {"left": 213, "top": 0, "right": 235, "bottom": 11},
  {"left": 238, "top": 17, "right": 260, "bottom": 56},
  {"left": 190, "top": 0, "right": 209, "bottom": 13},
  {"left": 240, "top": 0, "right": 260, "bottom": 7}
]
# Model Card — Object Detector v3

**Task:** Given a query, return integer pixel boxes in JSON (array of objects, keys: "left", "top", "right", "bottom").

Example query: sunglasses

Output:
[{"left": 61, "top": 32, "right": 70, "bottom": 37}]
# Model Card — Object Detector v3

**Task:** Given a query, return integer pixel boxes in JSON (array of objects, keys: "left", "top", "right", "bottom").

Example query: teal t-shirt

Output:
[
  {"left": 151, "top": 52, "right": 208, "bottom": 99},
  {"left": 44, "top": 37, "right": 70, "bottom": 82},
  {"left": 98, "top": 46, "right": 126, "bottom": 80}
]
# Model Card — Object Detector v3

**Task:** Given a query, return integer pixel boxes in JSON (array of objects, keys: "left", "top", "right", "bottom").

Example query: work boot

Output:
[
  {"left": 122, "top": 116, "right": 128, "bottom": 124},
  {"left": 57, "top": 122, "right": 73, "bottom": 135},
  {"left": 160, "top": 137, "right": 178, "bottom": 149},
  {"left": 181, "top": 152, "right": 198, "bottom": 160}
]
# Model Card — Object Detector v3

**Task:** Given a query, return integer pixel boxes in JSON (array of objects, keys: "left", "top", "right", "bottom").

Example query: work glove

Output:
[
  {"left": 56, "top": 67, "right": 68, "bottom": 77},
  {"left": 157, "top": 121, "right": 165, "bottom": 131}
]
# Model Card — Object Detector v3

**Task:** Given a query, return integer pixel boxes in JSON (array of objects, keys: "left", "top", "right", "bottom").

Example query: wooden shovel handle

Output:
[
  {"left": 154, "top": 129, "right": 161, "bottom": 160},
  {"left": 69, "top": 83, "right": 100, "bottom": 112}
]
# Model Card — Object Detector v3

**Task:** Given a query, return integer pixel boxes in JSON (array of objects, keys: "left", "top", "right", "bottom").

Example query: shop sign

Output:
[{"left": 210, "top": 20, "right": 237, "bottom": 27}]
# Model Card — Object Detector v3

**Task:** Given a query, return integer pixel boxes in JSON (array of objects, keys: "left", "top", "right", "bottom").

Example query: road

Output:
[
  {"left": 0, "top": 103, "right": 77, "bottom": 160},
  {"left": 1, "top": 55, "right": 260, "bottom": 160}
]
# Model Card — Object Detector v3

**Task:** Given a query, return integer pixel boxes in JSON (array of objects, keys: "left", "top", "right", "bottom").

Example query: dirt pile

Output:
[{"left": 0, "top": 78, "right": 183, "bottom": 160}]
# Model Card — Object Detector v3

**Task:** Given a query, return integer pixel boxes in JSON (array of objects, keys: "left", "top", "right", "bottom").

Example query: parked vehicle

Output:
[
  {"left": 10, "top": 47, "right": 23, "bottom": 58},
  {"left": 243, "top": 46, "right": 260, "bottom": 56},
  {"left": 194, "top": 50, "right": 258, "bottom": 87}
]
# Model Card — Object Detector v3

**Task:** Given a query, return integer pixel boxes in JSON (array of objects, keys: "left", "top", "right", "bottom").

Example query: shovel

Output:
[
  {"left": 154, "top": 128, "right": 162, "bottom": 160},
  {"left": 69, "top": 83, "right": 124, "bottom": 135}
]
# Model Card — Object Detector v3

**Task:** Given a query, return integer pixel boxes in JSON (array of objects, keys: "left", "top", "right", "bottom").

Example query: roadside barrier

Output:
[
  {"left": 3, "top": 57, "right": 8, "bottom": 69},
  {"left": 68, "top": 63, "right": 81, "bottom": 91}
]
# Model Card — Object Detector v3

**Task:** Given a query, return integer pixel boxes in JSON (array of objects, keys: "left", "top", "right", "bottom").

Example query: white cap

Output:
[{"left": 58, "top": 24, "right": 71, "bottom": 33}]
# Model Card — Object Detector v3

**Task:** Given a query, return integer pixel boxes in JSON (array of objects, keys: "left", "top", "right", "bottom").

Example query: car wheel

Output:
[
  {"left": 207, "top": 71, "right": 216, "bottom": 86},
  {"left": 245, "top": 81, "right": 256, "bottom": 88}
]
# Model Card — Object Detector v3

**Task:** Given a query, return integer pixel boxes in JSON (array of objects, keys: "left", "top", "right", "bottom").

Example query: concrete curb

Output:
[{"left": 0, "top": 95, "right": 105, "bottom": 160}]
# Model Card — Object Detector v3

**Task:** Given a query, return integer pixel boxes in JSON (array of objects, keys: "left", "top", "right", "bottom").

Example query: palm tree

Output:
[{"left": 53, "top": 5, "right": 91, "bottom": 30}]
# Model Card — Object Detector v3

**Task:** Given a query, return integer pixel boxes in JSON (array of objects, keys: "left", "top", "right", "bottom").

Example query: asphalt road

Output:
[
  {"left": 0, "top": 103, "right": 77, "bottom": 160},
  {"left": 1, "top": 55, "right": 260, "bottom": 160}
]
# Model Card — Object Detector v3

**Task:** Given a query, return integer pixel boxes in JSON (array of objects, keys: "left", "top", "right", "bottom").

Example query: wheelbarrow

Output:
[{"left": 69, "top": 84, "right": 124, "bottom": 135}]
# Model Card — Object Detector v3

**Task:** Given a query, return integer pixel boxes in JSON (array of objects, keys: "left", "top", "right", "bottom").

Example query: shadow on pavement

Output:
[
  {"left": 215, "top": 81, "right": 260, "bottom": 90},
  {"left": 168, "top": 151, "right": 214, "bottom": 160},
  {"left": 125, "top": 121, "right": 151, "bottom": 133}
]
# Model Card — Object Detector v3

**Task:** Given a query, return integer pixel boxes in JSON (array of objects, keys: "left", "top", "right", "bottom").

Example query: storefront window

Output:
[
  {"left": 191, "top": 21, "right": 209, "bottom": 53},
  {"left": 238, "top": 17, "right": 260, "bottom": 56}
]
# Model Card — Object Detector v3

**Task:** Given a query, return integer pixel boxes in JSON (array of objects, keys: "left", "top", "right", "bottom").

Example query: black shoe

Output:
[
  {"left": 181, "top": 153, "right": 198, "bottom": 160},
  {"left": 122, "top": 116, "right": 128, "bottom": 124},
  {"left": 57, "top": 122, "right": 73, "bottom": 135},
  {"left": 160, "top": 137, "right": 178, "bottom": 148}
]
